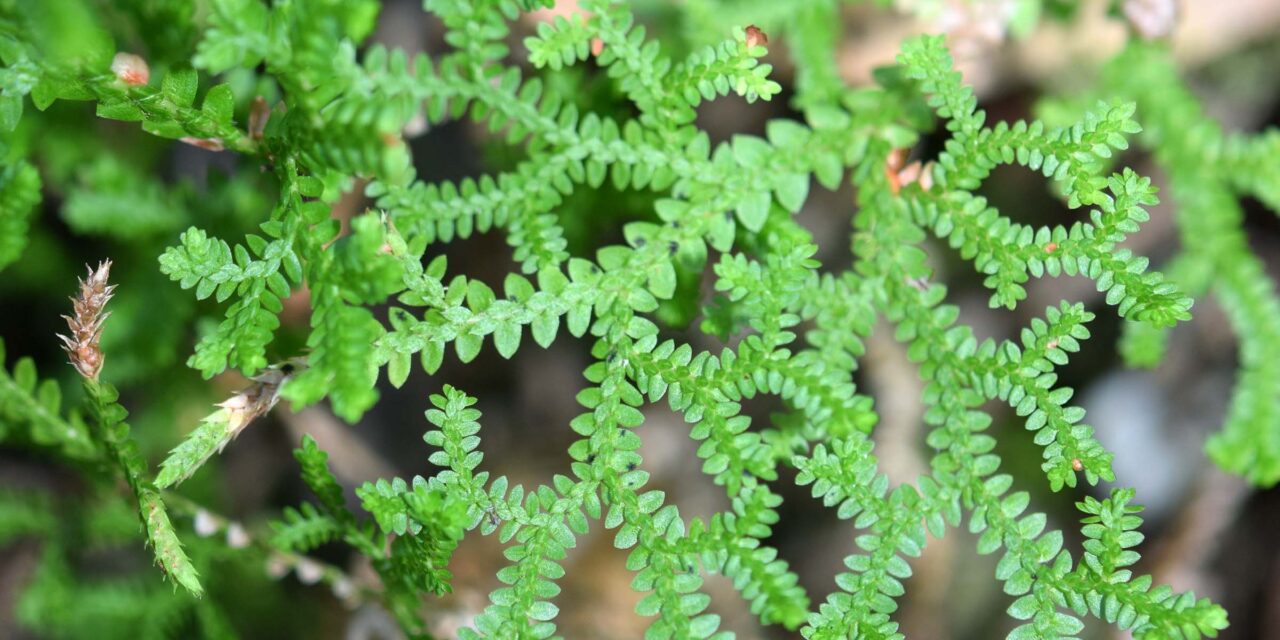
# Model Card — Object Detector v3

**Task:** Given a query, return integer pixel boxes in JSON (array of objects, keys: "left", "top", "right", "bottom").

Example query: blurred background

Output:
[{"left": 2, "top": 0, "right": 1279, "bottom": 638}]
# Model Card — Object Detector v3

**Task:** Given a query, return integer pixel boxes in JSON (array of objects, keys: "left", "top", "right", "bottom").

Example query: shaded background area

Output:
[{"left": 2, "top": 0, "right": 1280, "bottom": 638}]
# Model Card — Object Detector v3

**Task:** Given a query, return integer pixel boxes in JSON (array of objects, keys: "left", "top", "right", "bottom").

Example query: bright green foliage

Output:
[
  {"left": 280, "top": 430, "right": 470, "bottom": 635},
  {"left": 0, "top": 159, "right": 39, "bottom": 270},
  {"left": 1061, "top": 489, "right": 1227, "bottom": 638},
  {"left": 1042, "top": 43, "right": 1280, "bottom": 487},
  {"left": 419, "top": 385, "right": 585, "bottom": 639},
  {"left": 2, "top": 0, "right": 252, "bottom": 153},
  {"left": 1, "top": 0, "right": 1275, "bottom": 638},
  {"left": 158, "top": 203, "right": 302, "bottom": 378},
  {"left": 282, "top": 212, "right": 400, "bottom": 421}
]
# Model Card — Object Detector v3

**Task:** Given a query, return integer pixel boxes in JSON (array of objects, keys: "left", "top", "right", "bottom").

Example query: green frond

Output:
[
  {"left": 666, "top": 27, "right": 782, "bottom": 112},
  {"left": 61, "top": 155, "right": 185, "bottom": 239},
  {"left": 0, "top": 488, "right": 56, "bottom": 543},
  {"left": 192, "top": 0, "right": 271, "bottom": 73},
  {"left": 1062, "top": 489, "right": 1228, "bottom": 638},
  {"left": 898, "top": 34, "right": 984, "bottom": 139},
  {"left": 898, "top": 41, "right": 1190, "bottom": 325},
  {"left": 787, "top": 0, "right": 844, "bottom": 113},
  {"left": 1222, "top": 129, "right": 1280, "bottom": 212},
  {"left": 294, "top": 434, "right": 357, "bottom": 524},
  {"left": 0, "top": 33, "right": 41, "bottom": 131},
  {"left": 525, "top": 14, "right": 593, "bottom": 71},
  {"left": 1078, "top": 42, "right": 1280, "bottom": 486},
  {"left": 138, "top": 489, "right": 204, "bottom": 597},
  {"left": 977, "top": 303, "right": 1115, "bottom": 490},
  {"left": 282, "top": 293, "right": 383, "bottom": 422},
  {"left": 795, "top": 436, "right": 957, "bottom": 639},
  {"left": 581, "top": 0, "right": 673, "bottom": 119},
  {"left": 155, "top": 404, "right": 241, "bottom": 489},
  {"left": 0, "top": 338, "right": 97, "bottom": 460},
  {"left": 159, "top": 225, "right": 295, "bottom": 377},
  {"left": 84, "top": 380, "right": 203, "bottom": 597},
  {"left": 354, "top": 468, "right": 469, "bottom": 628},
  {"left": 0, "top": 159, "right": 40, "bottom": 271},
  {"left": 269, "top": 502, "right": 342, "bottom": 552}
]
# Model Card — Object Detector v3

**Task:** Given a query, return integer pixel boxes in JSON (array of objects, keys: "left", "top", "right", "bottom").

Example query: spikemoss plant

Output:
[{"left": 1, "top": 0, "right": 1274, "bottom": 638}]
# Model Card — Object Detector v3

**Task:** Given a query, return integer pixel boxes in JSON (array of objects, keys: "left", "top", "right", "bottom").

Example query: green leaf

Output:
[
  {"left": 0, "top": 94, "right": 24, "bottom": 131},
  {"left": 162, "top": 68, "right": 198, "bottom": 107},
  {"left": 201, "top": 83, "right": 235, "bottom": 124},
  {"left": 736, "top": 190, "right": 770, "bottom": 232},
  {"left": 528, "top": 600, "right": 559, "bottom": 621},
  {"left": 774, "top": 173, "right": 809, "bottom": 212},
  {"left": 648, "top": 262, "right": 676, "bottom": 299},
  {"left": 388, "top": 350, "right": 411, "bottom": 388},
  {"left": 494, "top": 323, "right": 521, "bottom": 359}
]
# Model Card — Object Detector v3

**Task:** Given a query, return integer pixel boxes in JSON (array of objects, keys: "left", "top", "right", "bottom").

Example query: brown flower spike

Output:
[{"left": 59, "top": 260, "right": 116, "bottom": 380}]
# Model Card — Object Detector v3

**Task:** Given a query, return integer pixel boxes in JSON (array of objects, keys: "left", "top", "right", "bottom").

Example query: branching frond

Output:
[
  {"left": 4, "top": 2, "right": 1268, "bottom": 639},
  {"left": 1062, "top": 42, "right": 1280, "bottom": 486}
]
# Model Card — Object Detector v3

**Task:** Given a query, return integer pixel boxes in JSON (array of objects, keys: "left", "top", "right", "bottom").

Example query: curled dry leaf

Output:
[
  {"left": 895, "top": 160, "right": 936, "bottom": 191},
  {"left": 884, "top": 150, "right": 935, "bottom": 194},
  {"left": 249, "top": 96, "right": 270, "bottom": 140},
  {"left": 745, "top": 25, "right": 768, "bottom": 48}
]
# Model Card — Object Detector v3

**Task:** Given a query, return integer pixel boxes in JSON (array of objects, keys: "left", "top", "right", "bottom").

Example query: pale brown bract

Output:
[{"left": 216, "top": 359, "right": 304, "bottom": 439}]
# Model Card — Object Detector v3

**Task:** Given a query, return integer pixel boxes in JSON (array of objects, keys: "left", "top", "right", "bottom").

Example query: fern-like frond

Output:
[
  {"left": 270, "top": 502, "right": 342, "bottom": 552},
  {"left": 1075, "top": 42, "right": 1280, "bottom": 486},
  {"left": 0, "top": 160, "right": 40, "bottom": 271}
]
